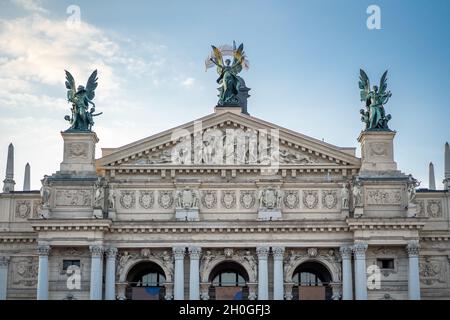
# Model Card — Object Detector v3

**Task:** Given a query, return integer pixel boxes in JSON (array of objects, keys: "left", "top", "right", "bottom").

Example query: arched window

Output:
[
  {"left": 136, "top": 271, "right": 166, "bottom": 287},
  {"left": 292, "top": 261, "right": 333, "bottom": 300},
  {"left": 212, "top": 271, "right": 246, "bottom": 287}
]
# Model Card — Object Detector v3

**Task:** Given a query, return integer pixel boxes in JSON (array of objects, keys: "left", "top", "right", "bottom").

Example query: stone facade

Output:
[{"left": 0, "top": 106, "right": 449, "bottom": 300}]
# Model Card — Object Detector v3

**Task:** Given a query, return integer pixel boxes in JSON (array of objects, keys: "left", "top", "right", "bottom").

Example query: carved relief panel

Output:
[
  {"left": 54, "top": 189, "right": 92, "bottom": 207},
  {"left": 9, "top": 257, "right": 38, "bottom": 288}
]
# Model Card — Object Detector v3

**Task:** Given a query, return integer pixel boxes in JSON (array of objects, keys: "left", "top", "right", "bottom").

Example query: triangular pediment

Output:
[{"left": 96, "top": 110, "right": 360, "bottom": 169}]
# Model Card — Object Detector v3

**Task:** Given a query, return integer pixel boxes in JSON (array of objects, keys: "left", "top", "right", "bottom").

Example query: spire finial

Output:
[
  {"left": 23, "top": 163, "right": 30, "bottom": 191},
  {"left": 429, "top": 162, "right": 436, "bottom": 190}
]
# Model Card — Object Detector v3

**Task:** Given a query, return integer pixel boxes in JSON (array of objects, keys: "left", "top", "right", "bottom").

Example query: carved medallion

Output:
[
  {"left": 68, "top": 142, "right": 88, "bottom": 159},
  {"left": 369, "top": 142, "right": 388, "bottom": 156},
  {"left": 15, "top": 200, "right": 31, "bottom": 218},
  {"left": 303, "top": 190, "right": 318, "bottom": 209},
  {"left": 427, "top": 200, "right": 442, "bottom": 218},
  {"left": 322, "top": 190, "right": 338, "bottom": 209},
  {"left": 12, "top": 257, "right": 38, "bottom": 287},
  {"left": 221, "top": 191, "right": 236, "bottom": 209},
  {"left": 283, "top": 190, "right": 299, "bottom": 209},
  {"left": 240, "top": 191, "right": 256, "bottom": 209},
  {"left": 139, "top": 191, "right": 154, "bottom": 209},
  {"left": 158, "top": 190, "right": 174, "bottom": 209},
  {"left": 120, "top": 190, "right": 136, "bottom": 209},
  {"left": 201, "top": 190, "right": 217, "bottom": 209}
]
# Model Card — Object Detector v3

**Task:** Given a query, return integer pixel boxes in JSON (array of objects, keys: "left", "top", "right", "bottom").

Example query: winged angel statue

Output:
[
  {"left": 64, "top": 70, "right": 102, "bottom": 132},
  {"left": 359, "top": 69, "right": 392, "bottom": 131},
  {"left": 206, "top": 41, "right": 249, "bottom": 106}
]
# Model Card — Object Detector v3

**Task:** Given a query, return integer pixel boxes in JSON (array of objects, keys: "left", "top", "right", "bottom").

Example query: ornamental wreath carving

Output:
[
  {"left": 201, "top": 190, "right": 217, "bottom": 209},
  {"left": 321, "top": 190, "right": 338, "bottom": 209},
  {"left": 15, "top": 200, "right": 31, "bottom": 218},
  {"left": 240, "top": 190, "right": 256, "bottom": 209},
  {"left": 221, "top": 191, "right": 236, "bottom": 209},
  {"left": 158, "top": 190, "right": 174, "bottom": 209},
  {"left": 119, "top": 190, "right": 136, "bottom": 209},
  {"left": 283, "top": 190, "right": 299, "bottom": 209},
  {"left": 139, "top": 191, "right": 154, "bottom": 209},
  {"left": 303, "top": 190, "right": 319, "bottom": 209}
]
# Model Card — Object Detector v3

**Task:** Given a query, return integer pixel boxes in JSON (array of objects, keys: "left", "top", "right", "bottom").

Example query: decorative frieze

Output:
[
  {"left": 55, "top": 189, "right": 92, "bottom": 207},
  {"left": 11, "top": 257, "right": 38, "bottom": 287},
  {"left": 366, "top": 189, "right": 402, "bottom": 205}
]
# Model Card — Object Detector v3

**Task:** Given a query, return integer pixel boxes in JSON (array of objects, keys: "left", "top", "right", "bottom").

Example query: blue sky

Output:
[{"left": 0, "top": 0, "right": 449, "bottom": 190}]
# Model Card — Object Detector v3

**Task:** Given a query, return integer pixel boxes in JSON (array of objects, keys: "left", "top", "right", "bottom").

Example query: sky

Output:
[{"left": 0, "top": 0, "right": 449, "bottom": 190}]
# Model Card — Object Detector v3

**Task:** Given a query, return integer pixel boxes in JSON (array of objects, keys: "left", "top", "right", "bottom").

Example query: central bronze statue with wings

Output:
[
  {"left": 359, "top": 69, "right": 392, "bottom": 131},
  {"left": 208, "top": 42, "right": 247, "bottom": 106},
  {"left": 64, "top": 70, "right": 102, "bottom": 132}
]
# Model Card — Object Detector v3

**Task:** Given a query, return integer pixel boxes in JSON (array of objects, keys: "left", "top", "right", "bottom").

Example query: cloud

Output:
[
  {"left": 11, "top": 0, "right": 48, "bottom": 14},
  {"left": 181, "top": 77, "right": 195, "bottom": 88}
]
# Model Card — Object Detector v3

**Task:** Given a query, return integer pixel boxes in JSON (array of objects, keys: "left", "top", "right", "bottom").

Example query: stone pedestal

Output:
[
  {"left": 358, "top": 131, "right": 397, "bottom": 173},
  {"left": 93, "top": 208, "right": 103, "bottom": 219},
  {"left": 60, "top": 132, "right": 98, "bottom": 174},
  {"left": 354, "top": 207, "right": 364, "bottom": 217},
  {"left": 175, "top": 208, "right": 199, "bottom": 221},
  {"left": 258, "top": 209, "right": 282, "bottom": 221},
  {"left": 407, "top": 203, "right": 418, "bottom": 217}
]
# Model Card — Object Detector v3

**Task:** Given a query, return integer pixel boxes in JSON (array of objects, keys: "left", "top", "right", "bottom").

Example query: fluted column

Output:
[
  {"left": 340, "top": 246, "right": 353, "bottom": 300},
  {"left": 256, "top": 246, "right": 269, "bottom": 300},
  {"left": 37, "top": 245, "right": 50, "bottom": 300},
  {"left": 105, "top": 247, "right": 117, "bottom": 300},
  {"left": 272, "top": 247, "right": 284, "bottom": 300},
  {"left": 407, "top": 241, "right": 421, "bottom": 300},
  {"left": 188, "top": 246, "right": 201, "bottom": 300},
  {"left": 0, "top": 257, "right": 10, "bottom": 300},
  {"left": 89, "top": 245, "right": 104, "bottom": 300},
  {"left": 353, "top": 243, "right": 368, "bottom": 300},
  {"left": 173, "top": 246, "right": 185, "bottom": 300}
]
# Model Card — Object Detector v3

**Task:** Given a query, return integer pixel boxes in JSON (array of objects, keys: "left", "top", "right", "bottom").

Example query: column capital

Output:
[
  {"left": 352, "top": 243, "right": 368, "bottom": 259},
  {"left": 0, "top": 256, "right": 10, "bottom": 267},
  {"left": 340, "top": 246, "right": 353, "bottom": 259},
  {"left": 106, "top": 247, "right": 118, "bottom": 259},
  {"left": 272, "top": 246, "right": 285, "bottom": 260},
  {"left": 188, "top": 246, "right": 201, "bottom": 259},
  {"left": 173, "top": 246, "right": 186, "bottom": 260},
  {"left": 89, "top": 245, "right": 104, "bottom": 257},
  {"left": 37, "top": 245, "right": 50, "bottom": 256},
  {"left": 406, "top": 240, "right": 420, "bottom": 257},
  {"left": 256, "top": 246, "right": 270, "bottom": 259}
]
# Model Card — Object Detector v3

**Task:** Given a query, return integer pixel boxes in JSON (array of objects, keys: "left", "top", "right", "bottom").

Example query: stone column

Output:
[
  {"left": 173, "top": 246, "right": 185, "bottom": 300},
  {"left": 353, "top": 243, "right": 368, "bottom": 300},
  {"left": 37, "top": 245, "right": 50, "bottom": 300},
  {"left": 256, "top": 246, "right": 269, "bottom": 300},
  {"left": 89, "top": 245, "right": 104, "bottom": 300},
  {"left": 188, "top": 246, "right": 201, "bottom": 300},
  {"left": 272, "top": 247, "right": 285, "bottom": 300},
  {"left": 340, "top": 246, "right": 353, "bottom": 300},
  {"left": 105, "top": 247, "right": 117, "bottom": 300},
  {"left": 0, "top": 257, "right": 10, "bottom": 300},
  {"left": 406, "top": 241, "right": 421, "bottom": 300}
]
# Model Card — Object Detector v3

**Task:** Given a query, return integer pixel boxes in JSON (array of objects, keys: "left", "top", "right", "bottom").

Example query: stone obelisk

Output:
[
  {"left": 2, "top": 143, "right": 15, "bottom": 193},
  {"left": 23, "top": 163, "right": 30, "bottom": 191},
  {"left": 428, "top": 162, "right": 436, "bottom": 190}
]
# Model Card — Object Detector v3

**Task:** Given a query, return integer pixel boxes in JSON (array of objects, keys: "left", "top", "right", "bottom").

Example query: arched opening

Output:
[
  {"left": 208, "top": 261, "right": 249, "bottom": 300},
  {"left": 292, "top": 261, "right": 333, "bottom": 300},
  {"left": 125, "top": 261, "right": 166, "bottom": 300}
]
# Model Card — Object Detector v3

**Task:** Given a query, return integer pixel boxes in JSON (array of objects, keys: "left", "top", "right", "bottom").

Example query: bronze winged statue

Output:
[
  {"left": 359, "top": 69, "right": 392, "bottom": 131},
  {"left": 208, "top": 41, "right": 247, "bottom": 106},
  {"left": 64, "top": 70, "right": 102, "bottom": 132}
]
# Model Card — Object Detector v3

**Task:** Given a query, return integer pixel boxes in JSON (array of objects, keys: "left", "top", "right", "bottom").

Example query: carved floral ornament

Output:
[
  {"left": 201, "top": 190, "right": 217, "bottom": 209},
  {"left": 240, "top": 190, "right": 256, "bottom": 209},
  {"left": 158, "top": 190, "right": 174, "bottom": 209},
  {"left": 303, "top": 190, "right": 319, "bottom": 209},
  {"left": 139, "top": 191, "right": 154, "bottom": 209},
  {"left": 221, "top": 190, "right": 236, "bottom": 209},
  {"left": 322, "top": 190, "right": 338, "bottom": 209},
  {"left": 283, "top": 190, "right": 299, "bottom": 209},
  {"left": 120, "top": 190, "right": 136, "bottom": 209}
]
